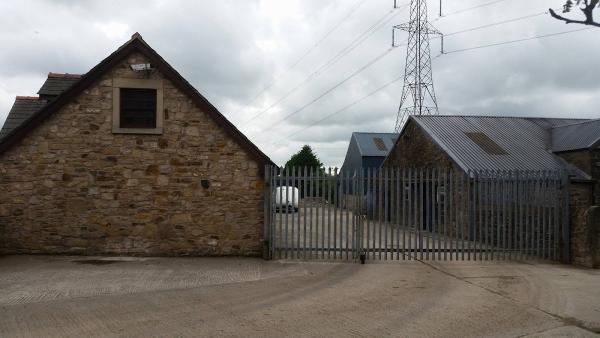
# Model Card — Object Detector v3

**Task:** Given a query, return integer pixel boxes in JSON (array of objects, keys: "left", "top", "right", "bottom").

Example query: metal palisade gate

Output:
[{"left": 264, "top": 166, "right": 570, "bottom": 263}]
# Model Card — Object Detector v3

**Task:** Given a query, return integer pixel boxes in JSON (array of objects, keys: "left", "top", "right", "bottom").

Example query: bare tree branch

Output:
[{"left": 549, "top": 0, "right": 600, "bottom": 27}]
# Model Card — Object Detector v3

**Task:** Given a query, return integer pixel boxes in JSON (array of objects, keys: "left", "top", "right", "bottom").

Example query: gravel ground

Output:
[{"left": 0, "top": 255, "right": 599, "bottom": 337}]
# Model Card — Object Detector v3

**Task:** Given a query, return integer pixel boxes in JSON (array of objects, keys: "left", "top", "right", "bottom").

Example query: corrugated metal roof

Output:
[
  {"left": 410, "top": 115, "right": 591, "bottom": 179},
  {"left": 353, "top": 132, "right": 399, "bottom": 157},
  {"left": 551, "top": 119, "right": 600, "bottom": 152},
  {"left": 0, "top": 97, "right": 48, "bottom": 140},
  {"left": 37, "top": 73, "right": 81, "bottom": 97}
]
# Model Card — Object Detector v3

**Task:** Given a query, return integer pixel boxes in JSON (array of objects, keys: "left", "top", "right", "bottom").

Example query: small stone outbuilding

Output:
[
  {"left": 0, "top": 33, "right": 273, "bottom": 256},
  {"left": 383, "top": 115, "right": 600, "bottom": 267}
]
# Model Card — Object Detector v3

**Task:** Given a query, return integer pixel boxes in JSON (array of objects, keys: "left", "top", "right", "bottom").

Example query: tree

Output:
[
  {"left": 549, "top": 0, "right": 600, "bottom": 27},
  {"left": 284, "top": 145, "right": 323, "bottom": 169},
  {"left": 282, "top": 145, "right": 327, "bottom": 199}
]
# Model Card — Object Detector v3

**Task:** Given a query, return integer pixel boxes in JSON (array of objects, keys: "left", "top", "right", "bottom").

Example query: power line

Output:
[
  {"left": 439, "top": 0, "right": 513, "bottom": 18},
  {"left": 444, "top": 26, "right": 596, "bottom": 54},
  {"left": 286, "top": 0, "right": 366, "bottom": 72},
  {"left": 259, "top": 46, "right": 401, "bottom": 133},
  {"left": 262, "top": 11, "right": 563, "bottom": 137},
  {"left": 261, "top": 24, "right": 590, "bottom": 140},
  {"left": 263, "top": 25, "right": 595, "bottom": 148},
  {"left": 444, "top": 11, "right": 548, "bottom": 37},
  {"left": 273, "top": 25, "right": 594, "bottom": 140},
  {"left": 232, "top": 0, "right": 365, "bottom": 117},
  {"left": 258, "top": 9, "right": 593, "bottom": 146},
  {"left": 393, "top": 0, "right": 442, "bottom": 131},
  {"left": 440, "top": 4, "right": 570, "bottom": 37},
  {"left": 272, "top": 54, "right": 442, "bottom": 146},
  {"left": 273, "top": 74, "right": 405, "bottom": 145},
  {"left": 315, "top": 3, "right": 410, "bottom": 75},
  {"left": 242, "top": 3, "right": 410, "bottom": 125}
]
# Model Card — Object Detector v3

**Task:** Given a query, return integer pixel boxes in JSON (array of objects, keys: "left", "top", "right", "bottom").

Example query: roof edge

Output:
[
  {"left": 410, "top": 117, "right": 472, "bottom": 173},
  {"left": 15, "top": 96, "right": 41, "bottom": 100},
  {"left": 352, "top": 133, "right": 364, "bottom": 156},
  {"left": 552, "top": 146, "right": 597, "bottom": 154},
  {"left": 352, "top": 131, "right": 399, "bottom": 135},
  {"left": 0, "top": 33, "right": 274, "bottom": 170},
  {"left": 47, "top": 72, "right": 83, "bottom": 79},
  {"left": 550, "top": 117, "right": 600, "bottom": 129},
  {"left": 414, "top": 114, "right": 592, "bottom": 122}
]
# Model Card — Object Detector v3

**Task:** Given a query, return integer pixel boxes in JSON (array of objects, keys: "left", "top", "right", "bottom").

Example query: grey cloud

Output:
[{"left": 0, "top": 0, "right": 597, "bottom": 168}]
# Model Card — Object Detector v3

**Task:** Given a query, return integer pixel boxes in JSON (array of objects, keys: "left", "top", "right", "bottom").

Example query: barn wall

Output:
[
  {"left": 340, "top": 136, "right": 362, "bottom": 175},
  {"left": 557, "top": 150, "right": 592, "bottom": 176},
  {"left": 0, "top": 52, "right": 264, "bottom": 256},
  {"left": 383, "top": 121, "right": 455, "bottom": 169},
  {"left": 593, "top": 149, "right": 600, "bottom": 205},
  {"left": 569, "top": 182, "right": 597, "bottom": 267}
]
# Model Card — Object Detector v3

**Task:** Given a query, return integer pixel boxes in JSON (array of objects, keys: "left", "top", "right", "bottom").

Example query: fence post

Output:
[
  {"left": 561, "top": 170, "right": 571, "bottom": 264},
  {"left": 263, "top": 165, "right": 271, "bottom": 259}
]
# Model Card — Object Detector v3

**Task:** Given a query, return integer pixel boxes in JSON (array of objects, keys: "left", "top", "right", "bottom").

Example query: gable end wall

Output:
[
  {"left": 383, "top": 121, "right": 455, "bottom": 169},
  {"left": 0, "top": 52, "right": 264, "bottom": 256}
]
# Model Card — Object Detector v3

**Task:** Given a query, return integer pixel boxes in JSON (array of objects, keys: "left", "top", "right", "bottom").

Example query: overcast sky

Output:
[{"left": 0, "top": 0, "right": 598, "bottom": 167}]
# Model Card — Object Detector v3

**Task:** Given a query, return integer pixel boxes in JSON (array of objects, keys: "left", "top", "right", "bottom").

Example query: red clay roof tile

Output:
[
  {"left": 47, "top": 72, "right": 82, "bottom": 79},
  {"left": 15, "top": 96, "right": 41, "bottom": 100}
]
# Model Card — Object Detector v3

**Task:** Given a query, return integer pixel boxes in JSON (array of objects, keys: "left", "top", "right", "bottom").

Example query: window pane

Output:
[{"left": 120, "top": 88, "right": 157, "bottom": 129}]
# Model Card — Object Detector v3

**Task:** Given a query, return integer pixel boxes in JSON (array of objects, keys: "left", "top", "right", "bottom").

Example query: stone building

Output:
[
  {"left": 383, "top": 115, "right": 600, "bottom": 267},
  {"left": 0, "top": 33, "right": 273, "bottom": 256}
]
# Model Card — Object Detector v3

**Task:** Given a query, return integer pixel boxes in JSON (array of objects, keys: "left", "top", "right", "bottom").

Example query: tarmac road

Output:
[{"left": 0, "top": 255, "right": 598, "bottom": 337}]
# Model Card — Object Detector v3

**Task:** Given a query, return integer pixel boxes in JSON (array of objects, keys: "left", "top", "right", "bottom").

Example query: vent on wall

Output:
[
  {"left": 465, "top": 132, "right": 508, "bottom": 155},
  {"left": 373, "top": 138, "right": 387, "bottom": 151}
]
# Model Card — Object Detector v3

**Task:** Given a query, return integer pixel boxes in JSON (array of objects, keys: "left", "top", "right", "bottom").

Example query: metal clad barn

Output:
[
  {"left": 341, "top": 132, "right": 398, "bottom": 175},
  {"left": 410, "top": 115, "right": 595, "bottom": 179},
  {"left": 340, "top": 132, "right": 398, "bottom": 213},
  {"left": 551, "top": 119, "right": 600, "bottom": 153}
]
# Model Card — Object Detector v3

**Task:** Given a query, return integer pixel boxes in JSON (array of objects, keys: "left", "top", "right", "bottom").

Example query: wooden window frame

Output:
[{"left": 112, "top": 78, "right": 164, "bottom": 134}]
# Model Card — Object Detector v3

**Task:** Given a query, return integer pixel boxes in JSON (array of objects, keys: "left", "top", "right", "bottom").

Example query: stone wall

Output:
[
  {"left": 592, "top": 149, "right": 600, "bottom": 205},
  {"left": 587, "top": 206, "right": 600, "bottom": 268},
  {"left": 383, "top": 124, "right": 467, "bottom": 237},
  {"left": 591, "top": 149, "right": 600, "bottom": 267},
  {"left": 0, "top": 52, "right": 265, "bottom": 256},
  {"left": 384, "top": 123, "right": 600, "bottom": 267},
  {"left": 558, "top": 150, "right": 592, "bottom": 176},
  {"left": 569, "top": 182, "right": 595, "bottom": 267},
  {"left": 558, "top": 149, "right": 600, "bottom": 266},
  {"left": 383, "top": 121, "right": 455, "bottom": 169}
]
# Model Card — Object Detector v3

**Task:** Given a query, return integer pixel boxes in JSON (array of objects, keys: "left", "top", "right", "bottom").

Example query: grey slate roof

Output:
[
  {"left": 353, "top": 132, "right": 399, "bottom": 157},
  {"left": 0, "top": 97, "right": 48, "bottom": 140},
  {"left": 551, "top": 119, "right": 600, "bottom": 152},
  {"left": 1, "top": 73, "right": 82, "bottom": 141},
  {"left": 37, "top": 73, "right": 81, "bottom": 97},
  {"left": 408, "top": 115, "right": 592, "bottom": 179}
]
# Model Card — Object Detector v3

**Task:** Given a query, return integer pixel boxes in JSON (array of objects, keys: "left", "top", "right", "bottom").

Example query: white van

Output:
[{"left": 274, "top": 186, "right": 300, "bottom": 213}]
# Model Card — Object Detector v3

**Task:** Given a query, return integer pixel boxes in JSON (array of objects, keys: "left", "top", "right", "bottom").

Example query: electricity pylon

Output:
[{"left": 393, "top": 0, "right": 442, "bottom": 132}]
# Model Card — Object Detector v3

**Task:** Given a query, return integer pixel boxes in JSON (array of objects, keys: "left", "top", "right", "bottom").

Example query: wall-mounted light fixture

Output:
[{"left": 129, "top": 63, "right": 153, "bottom": 72}]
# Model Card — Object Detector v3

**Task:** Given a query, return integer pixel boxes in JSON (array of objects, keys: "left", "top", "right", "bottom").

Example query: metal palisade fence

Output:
[{"left": 263, "top": 166, "right": 570, "bottom": 263}]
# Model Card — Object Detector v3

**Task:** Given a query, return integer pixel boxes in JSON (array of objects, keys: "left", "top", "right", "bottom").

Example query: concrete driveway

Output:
[{"left": 0, "top": 256, "right": 598, "bottom": 337}]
